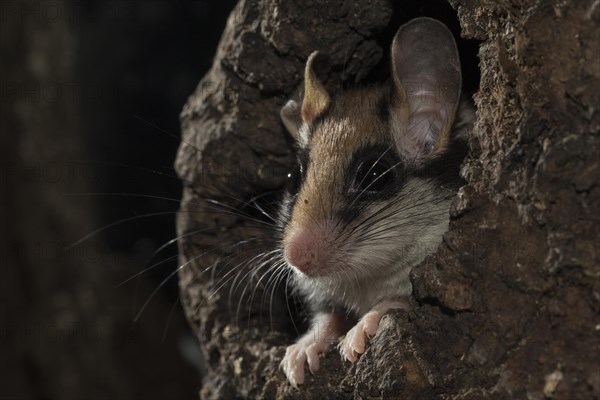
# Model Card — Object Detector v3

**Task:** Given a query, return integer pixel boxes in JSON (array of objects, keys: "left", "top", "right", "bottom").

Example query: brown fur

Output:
[{"left": 288, "top": 85, "right": 390, "bottom": 230}]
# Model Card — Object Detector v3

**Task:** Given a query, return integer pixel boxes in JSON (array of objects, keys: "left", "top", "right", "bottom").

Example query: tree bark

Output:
[{"left": 176, "top": 0, "right": 599, "bottom": 398}]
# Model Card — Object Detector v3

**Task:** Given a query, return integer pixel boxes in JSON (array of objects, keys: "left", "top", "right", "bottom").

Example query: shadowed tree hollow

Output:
[{"left": 175, "top": 0, "right": 599, "bottom": 398}]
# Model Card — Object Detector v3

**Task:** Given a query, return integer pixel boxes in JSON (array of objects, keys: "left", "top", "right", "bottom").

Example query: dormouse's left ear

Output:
[
  {"left": 280, "top": 51, "right": 330, "bottom": 148},
  {"left": 390, "top": 17, "right": 462, "bottom": 164}
]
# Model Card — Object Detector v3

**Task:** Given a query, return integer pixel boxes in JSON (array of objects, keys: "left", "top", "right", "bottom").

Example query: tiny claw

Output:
[
  {"left": 306, "top": 344, "right": 321, "bottom": 374},
  {"left": 338, "top": 299, "right": 407, "bottom": 364},
  {"left": 280, "top": 312, "right": 346, "bottom": 386}
]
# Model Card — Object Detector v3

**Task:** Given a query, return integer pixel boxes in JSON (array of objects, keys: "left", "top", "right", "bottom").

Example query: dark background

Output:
[
  {"left": 79, "top": 0, "right": 237, "bottom": 298},
  {"left": 1, "top": 1, "right": 236, "bottom": 399}
]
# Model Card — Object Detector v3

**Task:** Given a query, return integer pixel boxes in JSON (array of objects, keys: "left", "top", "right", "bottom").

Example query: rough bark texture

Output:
[{"left": 176, "top": 0, "right": 599, "bottom": 399}]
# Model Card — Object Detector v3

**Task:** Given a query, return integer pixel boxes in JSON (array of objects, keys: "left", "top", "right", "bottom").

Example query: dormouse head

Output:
[{"left": 280, "top": 18, "right": 466, "bottom": 282}]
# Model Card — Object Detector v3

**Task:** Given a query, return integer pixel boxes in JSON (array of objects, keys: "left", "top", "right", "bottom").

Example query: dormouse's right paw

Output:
[
  {"left": 280, "top": 339, "right": 324, "bottom": 388},
  {"left": 280, "top": 312, "right": 345, "bottom": 387}
]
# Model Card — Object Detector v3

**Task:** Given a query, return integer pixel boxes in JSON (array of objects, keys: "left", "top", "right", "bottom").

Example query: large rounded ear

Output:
[{"left": 390, "top": 17, "right": 462, "bottom": 164}]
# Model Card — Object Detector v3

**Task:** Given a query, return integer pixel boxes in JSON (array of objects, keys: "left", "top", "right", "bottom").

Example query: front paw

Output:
[
  {"left": 338, "top": 299, "right": 408, "bottom": 363},
  {"left": 280, "top": 312, "right": 346, "bottom": 387},
  {"left": 280, "top": 338, "right": 326, "bottom": 388},
  {"left": 338, "top": 309, "right": 381, "bottom": 363}
]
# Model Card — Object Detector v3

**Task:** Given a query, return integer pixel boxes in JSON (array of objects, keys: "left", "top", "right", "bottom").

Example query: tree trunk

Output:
[{"left": 176, "top": 0, "right": 599, "bottom": 398}]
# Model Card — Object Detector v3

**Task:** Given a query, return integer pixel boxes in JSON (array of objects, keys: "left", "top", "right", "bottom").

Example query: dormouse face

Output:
[{"left": 280, "top": 18, "right": 467, "bottom": 285}]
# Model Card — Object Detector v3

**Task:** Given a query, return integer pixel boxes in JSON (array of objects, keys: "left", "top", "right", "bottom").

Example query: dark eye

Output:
[
  {"left": 286, "top": 163, "right": 302, "bottom": 195},
  {"left": 353, "top": 158, "right": 396, "bottom": 193}
]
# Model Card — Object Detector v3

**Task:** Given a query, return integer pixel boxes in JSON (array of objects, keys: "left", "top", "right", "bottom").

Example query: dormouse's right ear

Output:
[
  {"left": 390, "top": 17, "right": 462, "bottom": 165},
  {"left": 280, "top": 51, "right": 330, "bottom": 147}
]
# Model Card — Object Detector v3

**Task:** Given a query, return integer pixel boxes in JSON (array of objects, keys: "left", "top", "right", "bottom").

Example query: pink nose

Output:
[{"left": 284, "top": 227, "right": 319, "bottom": 273}]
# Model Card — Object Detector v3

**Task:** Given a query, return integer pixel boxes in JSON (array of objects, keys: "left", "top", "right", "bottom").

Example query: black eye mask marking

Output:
[
  {"left": 285, "top": 164, "right": 302, "bottom": 195},
  {"left": 285, "top": 147, "right": 310, "bottom": 196},
  {"left": 346, "top": 144, "right": 405, "bottom": 202}
]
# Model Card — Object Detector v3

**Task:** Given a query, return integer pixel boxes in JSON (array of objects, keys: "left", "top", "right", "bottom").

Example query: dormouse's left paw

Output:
[
  {"left": 338, "top": 309, "right": 382, "bottom": 362},
  {"left": 338, "top": 299, "right": 408, "bottom": 363},
  {"left": 281, "top": 337, "right": 326, "bottom": 388}
]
